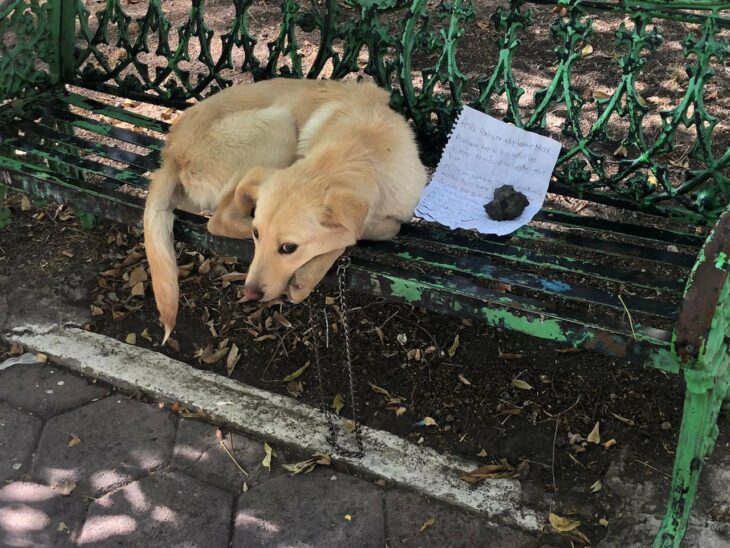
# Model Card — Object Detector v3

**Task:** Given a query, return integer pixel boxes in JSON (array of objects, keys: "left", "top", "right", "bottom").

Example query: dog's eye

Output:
[
  {"left": 279, "top": 243, "right": 298, "bottom": 255},
  {"left": 252, "top": 227, "right": 259, "bottom": 240}
]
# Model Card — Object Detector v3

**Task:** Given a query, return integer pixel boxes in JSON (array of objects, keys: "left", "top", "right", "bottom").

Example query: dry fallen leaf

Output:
[
  {"left": 35, "top": 353, "right": 48, "bottom": 363},
  {"left": 125, "top": 333, "right": 136, "bottom": 345},
  {"left": 587, "top": 422, "right": 601, "bottom": 444},
  {"left": 344, "top": 514, "right": 352, "bottom": 522},
  {"left": 282, "top": 362, "right": 309, "bottom": 382},
  {"left": 511, "top": 379, "right": 533, "bottom": 390},
  {"left": 419, "top": 516, "right": 435, "bottom": 533},
  {"left": 218, "top": 272, "right": 246, "bottom": 283},
  {"left": 202, "top": 346, "right": 229, "bottom": 365},
  {"left": 499, "top": 350, "right": 524, "bottom": 360},
  {"left": 592, "top": 90, "right": 610, "bottom": 100},
  {"left": 549, "top": 513, "right": 581, "bottom": 533},
  {"left": 226, "top": 344, "right": 240, "bottom": 377},
  {"left": 130, "top": 282, "right": 145, "bottom": 297},
  {"left": 140, "top": 329, "right": 152, "bottom": 342},
  {"left": 325, "top": 296, "right": 335, "bottom": 306},
  {"left": 556, "top": 347, "right": 582, "bottom": 354},
  {"left": 61, "top": 250, "right": 74, "bottom": 259},
  {"left": 21, "top": 195, "right": 31, "bottom": 211},
  {"left": 581, "top": 44, "right": 594, "bottom": 56},
  {"left": 599, "top": 518, "right": 609, "bottom": 527},
  {"left": 52, "top": 481, "right": 77, "bottom": 496},
  {"left": 603, "top": 439, "right": 617, "bottom": 449},
  {"left": 461, "top": 460, "right": 516, "bottom": 483},
  {"left": 68, "top": 433, "right": 81, "bottom": 448},
  {"left": 166, "top": 337, "right": 180, "bottom": 353},
  {"left": 610, "top": 412, "right": 635, "bottom": 426},
  {"left": 127, "top": 266, "right": 148, "bottom": 287},
  {"left": 283, "top": 453, "right": 331, "bottom": 475},
  {"left": 333, "top": 394, "right": 345, "bottom": 415},
  {"left": 90, "top": 305, "right": 104, "bottom": 317},
  {"left": 262, "top": 442, "right": 273, "bottom": 471},
  {"left": 422, "top": 416, "right": 438, "bottom": 427},
  {"left": 590, "top": 479, "right": 602, "bottom": 493},
  {"left": 448, "top": 334, "right": 460, "bottom": 358},
  {"left": 614, "top": 144, "right": 628, "bottom": 157},
  {"left": 458, "top": 373, "right": 472, "bottom": 386},
  {"left": 369, "top": 383, "right": 392, "bottom": 400},
  {"left": 477, "top": 448, "right": 488, "bottom": 457},
  {"left": 287, "top": 380, "right": 303, "bottom": 398},
  {"left": 273, "top": 311, "right": 292, "bottom": 329},
  {"left": 374, "top": 327, "right": 385, "bottom": 345}
]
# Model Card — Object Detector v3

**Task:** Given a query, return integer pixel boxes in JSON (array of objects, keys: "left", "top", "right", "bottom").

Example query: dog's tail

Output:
[{"left": 143, "top": 166, "right": 180, "bottom": 343}]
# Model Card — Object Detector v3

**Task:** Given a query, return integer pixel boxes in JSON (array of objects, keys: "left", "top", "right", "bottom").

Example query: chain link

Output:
[{"left": 307, "top": 251, "right": 364, "bottom": 458}]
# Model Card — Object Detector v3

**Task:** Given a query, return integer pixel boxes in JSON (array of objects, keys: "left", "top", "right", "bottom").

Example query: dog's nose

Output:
[{"left": 243, "top": 284, "right": 263, "bottom": 302}]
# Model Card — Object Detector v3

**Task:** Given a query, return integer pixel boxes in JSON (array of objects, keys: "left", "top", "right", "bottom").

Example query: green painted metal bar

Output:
[
  {"left": 57, "top": 92, "right": 171, "bottom": 134},
  {"left": 14, "top": 119, "right": 155, "bottom": 174},
  {"left": 511, "top": 224, "right": 696, "bottom": 268},
  {"left": 42, "top": 104, "right": 164, "bottom": 151},
  {"left": 400, "top": 224, "right": 687, "bottom": 292},
  {"left": 2, "top": 139, "right": 148, "bottom": 189},
  {"left": 535, "top": 209, "right": 704, "bottom": 248},
  {"left": 370, "top": 240, "right": 679, "bottom": 319}
]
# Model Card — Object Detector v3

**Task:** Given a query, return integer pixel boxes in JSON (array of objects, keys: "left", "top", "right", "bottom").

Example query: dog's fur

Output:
[{"left": 144, "top": 79, "right": 426, "bottom": 341}]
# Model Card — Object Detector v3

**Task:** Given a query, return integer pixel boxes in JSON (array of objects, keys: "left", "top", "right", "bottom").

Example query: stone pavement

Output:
[{"left": 0, "top": 359, "right": 540, "bottom": 547}]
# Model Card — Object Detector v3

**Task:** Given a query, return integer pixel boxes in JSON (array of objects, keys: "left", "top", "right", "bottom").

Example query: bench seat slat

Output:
[
  {"left": 401, "top": 224, "right": 686, "bottom": 292},
  {"left": 535, "top": 209, "right": 704, "bottom": 247},
  {"left": 360, "top": 240, "right": 679, "bottom": 319},
  {"left": 42, "top": 104, "right": 164, "bottom": 151},
  {"left": 57, "top": 92, "right": 172, "bottom": 134},
  {"left": 3, "top": 139, "right": 148, "bottom": 189},
  {"left": 14, "top": 119, "right": 156, "bottom": 174}
]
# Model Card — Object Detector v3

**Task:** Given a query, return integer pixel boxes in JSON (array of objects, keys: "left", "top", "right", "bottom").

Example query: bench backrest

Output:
[{"left": 1, "top": 0, "right": 727, "bottom": 223}]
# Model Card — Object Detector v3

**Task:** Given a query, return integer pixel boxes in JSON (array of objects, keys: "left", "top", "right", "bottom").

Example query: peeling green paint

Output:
[{"left": 715, "top": 251, "right": 728, "bottom": 270}]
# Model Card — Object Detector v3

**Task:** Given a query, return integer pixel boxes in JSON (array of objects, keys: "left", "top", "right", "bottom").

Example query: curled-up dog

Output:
[{"left": 144, "top": 78, "right": 427, "bottom": 341}]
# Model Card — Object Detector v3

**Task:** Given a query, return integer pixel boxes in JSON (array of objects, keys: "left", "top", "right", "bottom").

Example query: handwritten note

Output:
[{"left": 415, "top": 106, "right": 561, "bottom": 236}]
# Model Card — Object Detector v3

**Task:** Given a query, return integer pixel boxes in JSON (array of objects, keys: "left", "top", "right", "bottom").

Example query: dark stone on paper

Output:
[{"left": 484, "top": 185, "right": 529, "bottom": 221}]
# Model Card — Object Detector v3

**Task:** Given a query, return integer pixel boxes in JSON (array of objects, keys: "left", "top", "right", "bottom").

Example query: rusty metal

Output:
[{"left": 674, "top": 209, "right": 730, "bottom": 365}]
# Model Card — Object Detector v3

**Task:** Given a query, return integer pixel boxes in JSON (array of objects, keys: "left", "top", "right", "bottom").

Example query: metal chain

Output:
[{"left": 307, "top": 251, "right": 364, "bottom": 458}]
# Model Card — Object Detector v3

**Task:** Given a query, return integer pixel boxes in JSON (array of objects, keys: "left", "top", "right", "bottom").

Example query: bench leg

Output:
[{"left": 654, "top": 333, "right": 729, "bottom": 546}]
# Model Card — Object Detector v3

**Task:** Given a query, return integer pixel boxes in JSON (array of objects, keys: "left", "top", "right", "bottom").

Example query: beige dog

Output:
[{"left": 144, "top": 79, "right": 426, "bottom": 341}]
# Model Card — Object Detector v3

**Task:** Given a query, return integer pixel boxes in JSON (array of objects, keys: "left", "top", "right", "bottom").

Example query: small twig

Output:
[
  {"left": 550, "top": 395, "right": 582, "bottom": 493},
  {"left": 633, "top": 459, "right": 670, "bottom": 479},
  {"left": 219, "top": 439, "right": 249, "bottom": 477},
  {"left": 617, "top": 294, "right": 637, "bottom": 341}
]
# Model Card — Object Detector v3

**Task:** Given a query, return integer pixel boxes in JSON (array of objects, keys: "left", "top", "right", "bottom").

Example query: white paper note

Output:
[{"left": 415, "top": 106, "right": 562, "bottom": 236}]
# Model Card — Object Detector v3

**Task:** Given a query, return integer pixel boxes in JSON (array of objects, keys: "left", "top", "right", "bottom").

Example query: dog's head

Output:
[{"left": 236, "top": 151, "right": 375, "bottom": 302}]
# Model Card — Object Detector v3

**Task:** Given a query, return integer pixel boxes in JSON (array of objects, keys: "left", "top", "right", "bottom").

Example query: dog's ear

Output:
[
  {"left": 234, "top": 166, "right": 273, "bottom": 214},
  {"left": 320, "top": 187, "right": 370, "bottom": 239}
]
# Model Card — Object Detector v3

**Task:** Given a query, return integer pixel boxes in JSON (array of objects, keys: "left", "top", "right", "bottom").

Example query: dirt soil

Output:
[
  {"left": 1, "top": 193, "right": 714, "bottom": 546},
  {"left": 2, "top": 2, "right": 729, "bottom": 545}
]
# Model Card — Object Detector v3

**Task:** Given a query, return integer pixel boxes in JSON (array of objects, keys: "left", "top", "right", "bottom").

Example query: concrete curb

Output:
[{"left": 3, "top": 323, "right": 542, "bottom": 531}]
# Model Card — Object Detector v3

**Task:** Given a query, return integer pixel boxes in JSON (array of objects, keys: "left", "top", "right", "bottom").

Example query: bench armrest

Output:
[{"left": 674, "top": 208, "right": 730, "bottom": 366}]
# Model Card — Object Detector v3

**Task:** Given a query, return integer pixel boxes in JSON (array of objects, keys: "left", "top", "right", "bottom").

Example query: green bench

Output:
[{"left": 0, "top": 1, "right": 728, "bottom": 545}]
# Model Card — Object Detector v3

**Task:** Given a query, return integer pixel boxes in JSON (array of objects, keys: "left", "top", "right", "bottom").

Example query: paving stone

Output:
[
  {"left": 0, "top": 481, "right": 88, "bottom": 547},
  {"left": 0, "top": 363, "right": 109, "bottom": 420},
  {"left": 0, "top": 402, "right": 42, "bottom": 483},
  {"left": 77, "top": 470, "right": 233, "bottom": 547},
  {"left": 385, "top": 489, "right": 538, "bottom": 548},
  {"left": 32, "top": 396, "right": 177, "bottom": 496},
  {"left": 233, "top": 469, "right": 385, "bottom": 547},
  {"left": 172, "top": 418, "right": 285, "bottom": 493},
  {"left": 0, "top": 363, "right": 109, "bottom": 419}
]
